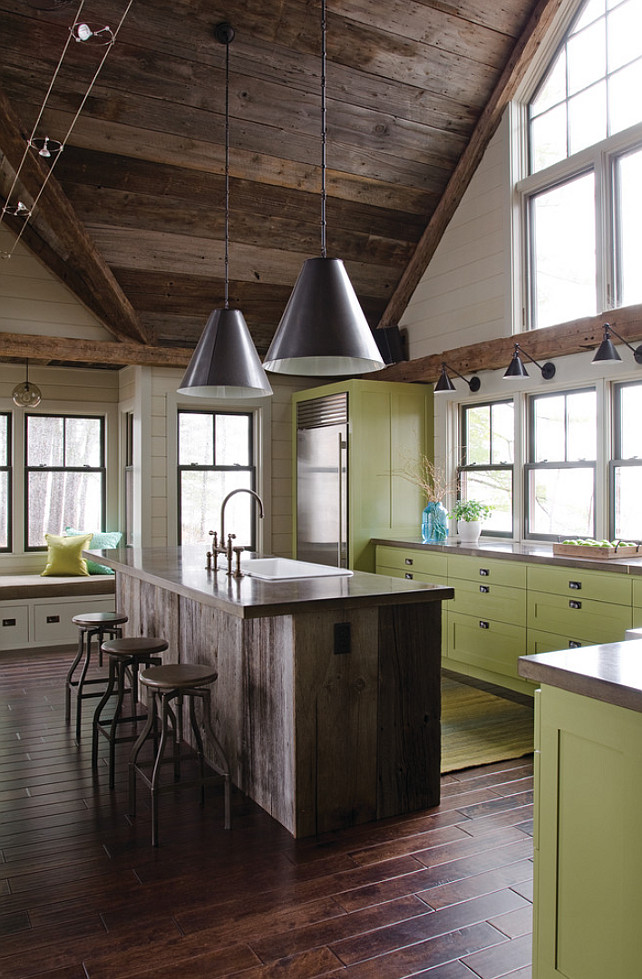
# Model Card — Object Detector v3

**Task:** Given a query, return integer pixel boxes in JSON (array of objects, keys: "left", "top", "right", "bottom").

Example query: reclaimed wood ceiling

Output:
[{"left": 0, "top": 0, "right": 547, "bottom": 369}]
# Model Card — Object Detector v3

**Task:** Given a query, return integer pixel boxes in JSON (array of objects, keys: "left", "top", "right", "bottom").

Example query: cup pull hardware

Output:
[
  {"left": 479, "top": 568, "right": 489, "bottom": 576},
  {"left": 569, "top": 600, "right": 582, "bottom": 610},
  {"left": 479, "top": 620, "right": 490, "bottom": 629},
  {"left": 46, "top": 615, "right": 60, "bottom": 624},
  {"left": 569, "top": 640, "right": 582, "bottom": 648},
  {"left": 404, "top": 558, "right": 413, "bottom": 566},
  {"left": 405, "top": 572, "right": 414, "bottom": 579},
  {"left": 479, "top": 585, "right": 490, "bottom": 593},
  {"left": 2, "top": 618, "right": 16, "bottom": 627},
  {"left": 569, "top": 581, "right": 582, "bottom": 590}
]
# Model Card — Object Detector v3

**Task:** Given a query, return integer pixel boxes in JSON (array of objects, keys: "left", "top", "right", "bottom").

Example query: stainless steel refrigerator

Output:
[{"left": 296, "top": 392, "right": 348, "bottom": 567}]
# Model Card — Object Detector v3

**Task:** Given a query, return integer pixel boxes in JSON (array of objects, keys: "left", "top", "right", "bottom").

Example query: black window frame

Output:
[
  {"left": 524, "top": 387, "right": 597, "bottom": 541},
  {"left": 0, "top": 412, "right": 12, "bottom": 553},
  {"left": 458, "top": 398, "right": 515, "bottom": 539},
  {"left": 24, "top": 412, "right": 106, "bottom": 551},
  {"left": 177, "top": 409, "right": 256, "bottom": 548}
]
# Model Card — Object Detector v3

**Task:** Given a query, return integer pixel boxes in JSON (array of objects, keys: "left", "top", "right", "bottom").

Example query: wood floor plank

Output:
[{"left": 0, "top": 649, "right": 534, "bottom": 979}]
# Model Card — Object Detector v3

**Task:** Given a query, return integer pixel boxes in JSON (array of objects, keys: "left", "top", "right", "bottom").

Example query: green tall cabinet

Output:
[{"left": 292, "top": 379, "right": 433, "bottom": 572}]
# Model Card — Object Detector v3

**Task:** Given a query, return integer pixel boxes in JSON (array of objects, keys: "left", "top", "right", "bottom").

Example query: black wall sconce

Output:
[
  {"left": 504, "top": 343, "right": 556, "bottom": 380},
  {"left": 591, "top": 323, "right": 642, "bottom": 365},
  {"left": 434, "top": 362, "right": 481, "bottom": 393}
]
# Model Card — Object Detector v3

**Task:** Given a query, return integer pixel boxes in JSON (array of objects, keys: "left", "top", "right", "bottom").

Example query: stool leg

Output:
[
  {"left": 128, "top": 693, "right": 157, "bottom": 818},
  {"left": 188, "top": 693, "right": 206, "bottom": 805},
  {"left": 75, "top": 627, "right": 99, "bottom": 741},
  {"left": 92, "top": 653, "right": 117, "bottom": 772},
  {"left": 151, "top": 691, "right": 173, "bottom": 847},
  {"left": 202, "top": 691, "right": 231, "bottom": 830},
  {"left": 108, "top": 657, "right": 131, "bottom": 790},
  {"left": 65, "top": 629, "right": 85, "bottom": 725}
]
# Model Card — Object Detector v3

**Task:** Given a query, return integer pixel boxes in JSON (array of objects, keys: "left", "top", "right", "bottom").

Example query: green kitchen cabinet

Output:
[
  {"left": 293, "top": 380, "right": 433, "bottom": 572},
  {"left": 533, "top": 683, "right": 642, "bottom": 978},
  {"left": 447, "top": 612, "right": 527, "bottom": 680}
]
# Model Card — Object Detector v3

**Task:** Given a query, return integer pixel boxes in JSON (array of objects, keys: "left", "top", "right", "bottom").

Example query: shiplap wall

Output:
[
  {"left": 0, "top": 226, "right": 112, "bottom": 341},
  {"left": 400, "top": 112, "right": 513, "bottom": 358}
]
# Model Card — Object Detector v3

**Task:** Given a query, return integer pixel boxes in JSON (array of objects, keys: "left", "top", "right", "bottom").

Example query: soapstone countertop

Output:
[
  {"left": 372, "top": 537, "right": 642, "bottom": 575},
  {"left": 86, "top": 545, "right": 454, "bottom": 620},
  {"left": 519, "top": 641, "right": 642, "bottom": 713}
]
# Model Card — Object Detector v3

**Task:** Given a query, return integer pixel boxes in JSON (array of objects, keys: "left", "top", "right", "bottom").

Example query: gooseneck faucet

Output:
[{"left": 205, "top": 488, "right": 264, "bottom": 576}]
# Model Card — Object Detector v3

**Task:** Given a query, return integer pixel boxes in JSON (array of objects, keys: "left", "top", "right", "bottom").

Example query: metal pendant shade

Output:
[
  {"left": 177, "top": 308, "right": 273, "bottom": 398},
  {"left": 263, "top": 257, "right": 383, "bottom": 376},
  {"left": 178, "top": 23, "right": 272, "bottom": 400},
  {"left": 263, "top": 0, "right": 384, "bottom": 377},
  {"left": 592, "top": 334, "right": 622, "bottom": 363},
  {"left": 504, "top": 348, "right": 530, "bottom": 378},
  {"left": 434, "top": 365, "right": 457, "bottom": 393}
]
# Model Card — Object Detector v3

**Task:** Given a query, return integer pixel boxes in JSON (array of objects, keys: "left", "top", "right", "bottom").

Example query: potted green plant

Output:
[{"left": 449, "top": 499, "right": 494, "bottom": 544}]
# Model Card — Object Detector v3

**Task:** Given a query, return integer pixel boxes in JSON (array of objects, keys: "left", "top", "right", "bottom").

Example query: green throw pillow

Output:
[
  {"left": 41, "top": 533, "right": 93, "bottom": 577},
  {"left": 65, "top": 528, "right": 122, "bottom": 575}
]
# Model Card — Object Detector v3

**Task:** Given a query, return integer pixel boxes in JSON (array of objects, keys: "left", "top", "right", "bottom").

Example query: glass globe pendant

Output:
[{"left": 12, "top": 362, "right": 42, "bottom": 407}]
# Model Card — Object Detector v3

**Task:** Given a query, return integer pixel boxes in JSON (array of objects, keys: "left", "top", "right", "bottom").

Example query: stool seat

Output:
[
  {"left": 92, "top": 636, "right": 168, "bottom": 789},
  {"left": 65, "top": 611, "right": 128, "bottom": 741},
  {"left": 140, "top": 663, "right": 218, "bottom": 690},
  {"left": 72, "top": 611, "right": 129, "bottom": 628},
  {"left": 130, "top": 662, "right": 230, "bottom": 846},
  {"left": 102, "top": 637, "right": 170, "bottom": 657}
]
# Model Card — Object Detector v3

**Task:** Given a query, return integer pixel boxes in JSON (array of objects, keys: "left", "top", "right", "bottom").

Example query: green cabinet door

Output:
[{"left": 535, "top": 684, "right": 642, "bottom": 978}]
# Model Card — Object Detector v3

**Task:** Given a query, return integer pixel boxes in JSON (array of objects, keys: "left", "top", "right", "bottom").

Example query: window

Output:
[
  {"left": 25, "top": 414, "right": 105, "bottom": 549},
  {"left": 525, "top": 389, "right": 597, "bottom": 539},
  {"left": 518, "top": 0, "right": 642, "bottom": 330},
  {"left": 0, "top": 413, "right": 10, "bottom": 551},
  {"left": 611, "top": 380, "right": 642, "bottom": 540},
  {"left": 458, "top": 400, "right": 514, "bottom": 536},
  {"left": 177, "top": 410, "right": 256, "bottom": 547}
]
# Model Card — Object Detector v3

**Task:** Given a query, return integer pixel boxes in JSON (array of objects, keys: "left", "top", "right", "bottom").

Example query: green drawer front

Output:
[
  {"left": 528, "top": 564, "right": 632, "bottom": 605},
  {"left": 447, "top": 554, "right": 527, "bottom": 588},
  {"left": 632, "top": 577, "right": 642, "bottom": 609},
  {"left": 448, "top": 576, "right": 526, "bottom": 626},
  {"left": 447, "top": 612, "right": 526, "bottom": 679},
  {"left": 527, "top": 592, "right": 632, "bottom": 644},
  {"left": 375, "top": 545, "right": 448, "bottom": 578},
  {"left": 526, "top": 629, "right": 588, "bottom": 655},
  {"left": 375, "top": 563, "right": 448, "bottom": 588}
]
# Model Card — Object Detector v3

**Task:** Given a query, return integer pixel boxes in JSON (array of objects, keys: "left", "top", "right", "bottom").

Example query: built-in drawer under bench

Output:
[{"left": 0, "top": 575, "right": 116, "bottom": 650}]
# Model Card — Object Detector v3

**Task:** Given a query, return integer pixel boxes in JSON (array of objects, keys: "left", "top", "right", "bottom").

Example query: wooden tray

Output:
[{"left": 553, "top": 542, "right": 641, "bottom": 560}]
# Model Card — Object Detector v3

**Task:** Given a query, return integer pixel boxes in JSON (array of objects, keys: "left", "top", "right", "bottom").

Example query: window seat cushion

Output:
[{"left": 0, "top": 575, "right": 116, "bottom": 602}]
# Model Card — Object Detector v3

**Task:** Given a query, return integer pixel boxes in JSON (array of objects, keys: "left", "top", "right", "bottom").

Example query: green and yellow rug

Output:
[{"left": 441, "top": 674, "right": 534, "bottom": 773}]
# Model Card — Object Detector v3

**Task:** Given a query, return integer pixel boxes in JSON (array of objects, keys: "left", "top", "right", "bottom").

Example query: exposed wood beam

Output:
[
  {"left": 0, "top": 87, "right": 150, "bottom": 346},
  {"left": 0, "top": 333, "right": 192, "bottom": 369},
  {"left": 376, "top": 307, "right": 642, "bottom": 383},
  {"left": 378, "top": 0, "right": 567, "bottom": 330}
]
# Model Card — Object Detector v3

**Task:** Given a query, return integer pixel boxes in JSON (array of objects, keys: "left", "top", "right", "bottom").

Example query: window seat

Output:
[{"left": 0, "top": 575, "right": 116, "bottom": 651}]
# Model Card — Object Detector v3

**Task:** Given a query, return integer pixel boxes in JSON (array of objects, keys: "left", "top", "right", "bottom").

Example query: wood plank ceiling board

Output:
[{"left": 0, "top": 0, "right": 541, "bottom": 368}]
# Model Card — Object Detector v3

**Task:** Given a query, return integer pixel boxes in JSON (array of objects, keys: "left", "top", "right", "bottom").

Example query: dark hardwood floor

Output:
[{"left": 0, "top": 647, "right": 534, "bottom": 979}]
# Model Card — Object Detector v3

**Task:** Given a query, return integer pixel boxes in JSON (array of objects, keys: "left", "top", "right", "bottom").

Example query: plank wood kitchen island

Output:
[{"left": 87, "top": 545, "right": 453, "bottom": 837}]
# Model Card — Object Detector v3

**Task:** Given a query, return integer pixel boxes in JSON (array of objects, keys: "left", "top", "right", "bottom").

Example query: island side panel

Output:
[
  {"left": 294, "top": 607, "right": 379, "bottom": 838},
  {"left": 115, "top": 573, "right": 180, "bottom": 661},
  {"left": 179, "top": 595, "right": 296, "bottom": 835},
  {"left": 377, "top": 601, "right": 442, "bottom": 818}
]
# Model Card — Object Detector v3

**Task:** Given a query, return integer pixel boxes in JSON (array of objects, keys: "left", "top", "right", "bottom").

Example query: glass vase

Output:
[{"left": 421, "top": 501, "right": 449, "bottom": 543}]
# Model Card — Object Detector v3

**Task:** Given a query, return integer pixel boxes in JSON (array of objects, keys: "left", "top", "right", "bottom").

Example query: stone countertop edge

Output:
[
  {"left": 371, "top": 537, "right": 642, "bottom": 574},
  {"left": 518, "top": 641, "right": 642, "bottom": 713},
  {"left": 84, "top": 546, "right": 454, "bottom": 620}
]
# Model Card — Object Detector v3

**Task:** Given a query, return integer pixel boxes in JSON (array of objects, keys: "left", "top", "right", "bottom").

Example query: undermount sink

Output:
[{"left": 242, "top": 558, "right": 353, "bottom": 581}]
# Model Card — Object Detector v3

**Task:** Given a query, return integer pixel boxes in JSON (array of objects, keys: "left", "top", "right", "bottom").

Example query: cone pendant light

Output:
[
  {"left": 263, "top": 0, "right": 384, "bottom": 377},
  {"left": 178, "top": 23, "right": 272, "bottom": 400}
]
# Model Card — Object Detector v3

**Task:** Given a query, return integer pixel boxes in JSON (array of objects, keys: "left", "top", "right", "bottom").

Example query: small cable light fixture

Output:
[
  {"left": 262, "top": 0, "right": 384, "bottom": 377},
  {"left": 177, "top": 23, "right": 272, "bottom": 400},
  {"left": 591, "top": 322, "right": 642, "bottom": 366},
  {"left": 503, "top": 343, "right": 556, "bottom": 380},
  {"left": 434, "top": 362, "right": 481, "bottom": 394},
  {"left": 12, "top": 361, "right": 42, "bottom": 408}
]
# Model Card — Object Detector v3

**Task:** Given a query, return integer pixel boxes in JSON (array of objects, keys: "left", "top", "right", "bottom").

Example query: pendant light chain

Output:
[
  {"left": 320, "top": 0, "right": 327, "bottom": 259},
  {"left": 223, "top": 35, "right": 231, "bottom": 309}
]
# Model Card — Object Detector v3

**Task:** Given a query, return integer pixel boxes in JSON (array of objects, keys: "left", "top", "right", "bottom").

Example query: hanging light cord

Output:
[
  {"left": 224, "top": 34, "right": 230, "bottom": 309},
  {"left": 1, "top": 0, "right": 134, "bottom": 259},
  {"left": 320, "top": 0, "right": 327, "bottom": 259}
]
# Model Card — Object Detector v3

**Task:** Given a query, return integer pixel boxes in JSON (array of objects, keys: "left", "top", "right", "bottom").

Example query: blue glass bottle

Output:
[{"left": 422, "top": 501, "right": 449, "bottom": 543}]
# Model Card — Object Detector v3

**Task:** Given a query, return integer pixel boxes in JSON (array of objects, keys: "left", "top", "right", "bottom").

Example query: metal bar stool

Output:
[
  {"left": 65, "top": 611, "right": 129, "bottom": 741},
  {"left": 128, "top": 663, "right": 231, "bottom": 846},
  {"left": 92, "top": 637, "right": 169, "bottom": 789}
]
